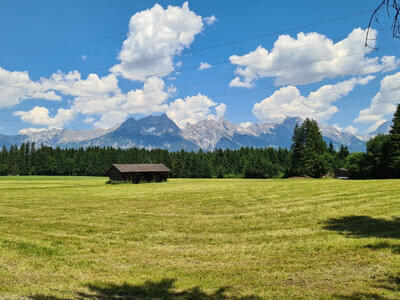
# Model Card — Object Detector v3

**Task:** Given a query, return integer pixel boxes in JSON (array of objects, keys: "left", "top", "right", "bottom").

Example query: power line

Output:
[
  {"left": 184, "top": 9, "right": 375, "bottom": 55},
  {"left": 0, "top": 8, "right": 377, "bottom": 72},
  {"left": 92, "top": 42, "right": 400, "bottom": 94},
  {"left": 1, "top": 7, "right": 399, "bottom": 130},
  {"left": 72, "top": 25, "right": 392, "bottom": 78},
  {"left": 5, "top": 40, "right": 398, "bottom": 103},
  {"left": 0, "top": 7, "right": 394, "bottom": 108},
  {"left": 175, "top": 43, "right": 399, "bottom": 90},
  {"left": 2, "top": 42, "right": 400, "bottom": 116},
  {"left": 15, "top": 26, "right": 399, "bottom": 93}
]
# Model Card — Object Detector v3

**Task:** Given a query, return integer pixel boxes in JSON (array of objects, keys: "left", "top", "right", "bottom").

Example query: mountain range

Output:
[
  {"left": 370, "top": 120, "right": 393, "bottom": 136},
  {"left": 0, "top": 114, "right": 381, "bottom": 152}
]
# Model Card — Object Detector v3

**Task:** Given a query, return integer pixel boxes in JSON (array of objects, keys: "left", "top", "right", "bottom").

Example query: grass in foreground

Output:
[{"left": 0, "top": 177, "right": 400, "bottom": 299}]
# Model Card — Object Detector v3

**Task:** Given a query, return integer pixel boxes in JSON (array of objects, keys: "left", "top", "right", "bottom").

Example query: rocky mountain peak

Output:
[
  {"left": 113, "top": 113, "right": 181, "bottom": 138},
  {"left": 182, "top": 117, "right": 240, "bottom": 150},
  {"left": 0, "top": 115, "right": 367, "bottom": 152}
]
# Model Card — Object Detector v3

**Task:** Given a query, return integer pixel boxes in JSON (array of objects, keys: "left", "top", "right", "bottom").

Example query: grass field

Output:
[{"left": 0, "top": 177, "right": 400, "bottom": 299}]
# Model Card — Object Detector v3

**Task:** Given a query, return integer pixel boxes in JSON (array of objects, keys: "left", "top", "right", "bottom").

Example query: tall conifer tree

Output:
[
  {"left": 290, "top": 118, "right": 329, "bottom": 177},
  {"left": 388, "top": 104, "right": 400, "bottom": 177}
]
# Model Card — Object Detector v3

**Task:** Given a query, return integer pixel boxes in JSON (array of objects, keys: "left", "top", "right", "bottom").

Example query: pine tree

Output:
[
  {"left": 366, "top": 134, "right": 391, "bottom": 178},
  {"left": 290, "top": 119, "right": 329, "bottom": 177},
  {"left": 388, "top": 104, "right": 400, "bottom": 177},
  {"left": 338, "top": 145, "right": 349, "bottom": 161},
  {"left": 7, "top": 145, "right": 19, "bottom": 175},
  {"left": 290, "top": 123, "right": 305, "bottom": 176},
  {"left": 328, "top": 142, "right": 335, "bottom": 155},
  {"left": 0, "top": 145, "right": 8, "bottom": 175}
]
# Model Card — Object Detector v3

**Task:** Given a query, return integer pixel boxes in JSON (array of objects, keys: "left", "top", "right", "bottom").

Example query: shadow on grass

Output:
[
  {"left": 30, "top": 278, "right": 261, "bottom": 299},
  {"left": 323, "top": 216, "right": 400, "bottom": 239},
  {"left": 325, "top": 216, "right": 400, "bottom": 299},
  {"left": 377, "top": 274, "right": 400, "bottom": 293},
  {"left": 365, "top": 241, "right": 400, "bottom": 254},
  {"left": 333, "top": 275, "right": 400, "bottom": 299},
  {"left": 333, "top": 292, "right": 390, "bottom": 299}
]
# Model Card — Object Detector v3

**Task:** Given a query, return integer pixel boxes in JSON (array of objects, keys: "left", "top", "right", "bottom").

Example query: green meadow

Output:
[{"left": 0, "top": 177, "right": 400, "bottom": 299}]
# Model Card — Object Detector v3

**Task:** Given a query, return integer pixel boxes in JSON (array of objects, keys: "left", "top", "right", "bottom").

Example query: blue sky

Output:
[{"left": 1, "top": 0, "right": 399, "bottom": 135}]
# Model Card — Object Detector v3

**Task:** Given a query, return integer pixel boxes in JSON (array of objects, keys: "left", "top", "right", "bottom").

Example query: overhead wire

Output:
[
  {"left": 0, "top": 8, "right": 394, "bottom": 96},
  {"left": 37, "top": 24, "right": 392, "bottom": 77},
  {"left": 1, "top": 41, "right": 400, "bottom": 117},
  {"left": 0, "top": 8, "right": 375, "bottom": 61},
  {"left": 3, "top": 37, "right": 398, "bottom": 102},
  {"left": 1, "top": 6, "right": 399, "bottom": 130}
]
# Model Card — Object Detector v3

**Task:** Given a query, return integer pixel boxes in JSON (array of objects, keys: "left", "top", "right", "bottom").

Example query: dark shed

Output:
[
  {"left": 334, "top": 168, "right": 350, "bottom": 179},
  {"left": 106, "top": 164, "right": 171, "bottom": 183}
]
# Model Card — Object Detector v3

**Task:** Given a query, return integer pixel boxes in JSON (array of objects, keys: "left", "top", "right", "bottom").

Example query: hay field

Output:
[{"left": 0, "top": 177, "right": 400, "bottom": 299}]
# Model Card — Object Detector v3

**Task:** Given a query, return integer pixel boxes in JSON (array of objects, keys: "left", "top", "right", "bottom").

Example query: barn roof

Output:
[{"left": 111, "top": 164, "right": 171, "bottom": 173}]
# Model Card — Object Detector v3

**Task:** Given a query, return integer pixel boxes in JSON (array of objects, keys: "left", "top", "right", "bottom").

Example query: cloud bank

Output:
[
  {"left": 230, "top": 28, "right": 398, "bottom": 88},
  {"left": 253, "top": 76, "right": 374, "bottom": 122},
  {"left": 355, "top": 71, "right": 400, "bottom": 132}
]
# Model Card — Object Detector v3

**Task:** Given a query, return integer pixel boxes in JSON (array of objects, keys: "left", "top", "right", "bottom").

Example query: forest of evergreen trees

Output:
[
  {"left": 345, "top": 104, "right": 400, "bottom": 179},
  {"left": 0, "top": 138, "right": 349, "bottom": 179},
  {"left": 0, "top": 104, "right": 399, "bottom": 179},
  {"left": 0, "top": 144, "right": 293, "bottom": 178}
]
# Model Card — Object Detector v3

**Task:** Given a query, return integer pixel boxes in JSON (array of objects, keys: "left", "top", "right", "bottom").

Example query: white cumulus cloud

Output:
[
  {"left": 344, "top": 125, "right": 358, "bottom": 135},
  {"left": 240, "top": 121, "right": 253, "bottom": 128},
  {"left": 122, "top": 77, "right": 171, "bottom": 115},
  {"left": 63, "top": 75, "right": 173, "bottom": 128},
  {"left": 41, "top": 71, "right": 120, "bottom": 99},
  {"left": 14, "top": 106, "right": 75, "bottom": 128},
  {"left": 94, "top": 111, "right": 128, "bottom": 129},
  {"left": 18, "top": 128, "right": 48, "bottom": 135},
  {"left": 215, "top": 103, "right": 226, "bottom": 119},
  {"left": 110, "top": 2, "right": 204, "bottom": 81},
  {"left": 13, "top": 70, "right": 176, "bottom": 129},
  {"left": 83, "top": 117, "right": 95, "bottom": 124},
  {"left": 198, "top": 62, "right": 212, "bottom": 70},
  {"left": 355, "top": 71, "right": 400, "bottom": 132},
  {"left": 203, "top": 15, "right": 217, "bottom": 25},
  {"left": 253, "top": 76, "right": 374, "bottom": 122},
  {"left": 0, "top": 67, "right": 61, "bottom": 108},
  {"left": 229, "top": 28, "right": 399, "bottom": 88},
  {"left": 332, "top": 124, "right": 343, "bottom": 131},
  {"left": 167, "top": 94, "right": 226, "bottom": 128}
]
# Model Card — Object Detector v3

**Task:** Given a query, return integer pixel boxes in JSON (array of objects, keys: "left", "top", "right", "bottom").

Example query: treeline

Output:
[
  {"left": 0, "top": 143, "right": 348, "bottom": 178},
  {"left": 0, "top": 141, "right": 350, "bottom": 179},
  {"left": 345, "top": 104, "right": 400, "bottom": 179},
  {"left": 0, "top": 144, "right": 293, "bottom": 178}
]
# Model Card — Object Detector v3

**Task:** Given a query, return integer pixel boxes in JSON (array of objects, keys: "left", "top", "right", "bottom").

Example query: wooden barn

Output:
[
  {"left": 334, "top": 168, "right": 350, "bottom": 179},
  {"left": 106, "top": 164, "right": 171, "bottom": 183}
]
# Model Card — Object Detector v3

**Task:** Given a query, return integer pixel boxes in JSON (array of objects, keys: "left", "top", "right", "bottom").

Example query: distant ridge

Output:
[
  {"left": 369, "top": 120, "right": 393, "bottom": 136},
  {"left": 76, "top": 114, "right": 199, "bottom": 151},
  {"left": 1, "top": 114, "right": 367, "bottom": 152}
]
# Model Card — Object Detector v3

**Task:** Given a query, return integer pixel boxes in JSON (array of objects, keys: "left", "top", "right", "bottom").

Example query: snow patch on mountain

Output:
[
  {"left": 22, "top": 127, "right": 114, "bottom": 146},
  {"left": 182, "top": 118, "right": 240, "bottom": 150},
  {"left": 1, "top": 114, "right": 367, "bottom": 152},
  {"left": 369, "top": 120, "right": 392, "bottom": 136}
]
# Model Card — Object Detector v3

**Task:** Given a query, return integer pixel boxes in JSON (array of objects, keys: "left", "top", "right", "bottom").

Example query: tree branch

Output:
[{"left": 366, "top": 0, "right": 400, "bottom": 48}]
